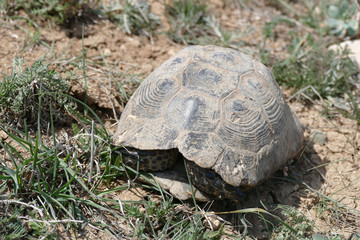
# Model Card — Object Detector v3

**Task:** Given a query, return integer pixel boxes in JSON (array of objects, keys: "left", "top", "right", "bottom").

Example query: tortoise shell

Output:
[{"left": 113, "top": 45, "right": 304, "bottom": 189}]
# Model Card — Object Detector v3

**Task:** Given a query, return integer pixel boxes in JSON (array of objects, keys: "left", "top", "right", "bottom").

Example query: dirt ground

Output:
[{"left": 0, "top": 1, "right": 359, "bottom": 239}]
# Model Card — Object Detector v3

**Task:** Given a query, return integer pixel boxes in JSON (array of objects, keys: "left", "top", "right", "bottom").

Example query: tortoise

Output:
[{"left": 113, "top": 45, "right": 304, "bottom": 200}]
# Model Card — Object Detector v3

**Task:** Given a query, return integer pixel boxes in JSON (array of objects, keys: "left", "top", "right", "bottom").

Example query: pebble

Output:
[
  {"left": 310, "top": 129, "right": 327, "bottom": 145},
  {"left": 328, "top": 39, "right": 360, "bottom": 69}
]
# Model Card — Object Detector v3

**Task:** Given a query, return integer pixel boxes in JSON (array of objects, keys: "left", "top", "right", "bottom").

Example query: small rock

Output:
[
  {"left": 310, "top": 130, "right": 327, "bottom": 145},
  {"left": 312, "top": 144, "right": 324, "bottom": 154},
  {"left": 283, "top": 166, "right": 289, "bottom": 176},
  {"left": 328, "top": 39, "right": 360, "bottom": 69},
  {"left": 104, "top": 48, "right": 111, "bottom": 55},
  {"left": 126, "top": 37, "right": 141, "bottom": 47},
  {"left": 168, "top": 49, "right": 176, "bottom": 56},
  {"left": 203, "top": 213, "right": 222, "bottom": 231},
  {"left": 0, "top": 130, "right": 7, "bottom": 141},
  {"left": 139, "top": 207, "right": 146, "bottom": 214}
]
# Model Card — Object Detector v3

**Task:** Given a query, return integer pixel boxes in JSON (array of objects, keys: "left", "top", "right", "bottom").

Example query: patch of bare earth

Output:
[
  {"left": 297, "top": 103, "right": 360, "bottom": 237},
  {"left": 0, "top": 1, "right": 359, "bottom": 239}
]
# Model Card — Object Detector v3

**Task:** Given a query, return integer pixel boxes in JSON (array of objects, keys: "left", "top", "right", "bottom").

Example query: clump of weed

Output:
[
  {"left": 262, "top": 2, "right": 360, "bottom": 123},
  {"left": 263, "top": 16, "right": 296, "bottom": 41},
  {"left": 301, "top": 0, "right": 359, "bottom": 38},
  {"left": 3, "top": 0, "right": 98, "bottom": 24},
  {"left": 268, "top": 34, "right": 359, "bottom": 100},
  {"left": 264, "top": 0, "right": 359, "bottom": 38},
  {"left": 0, "top": 206, "right": 27, "bottom": 240},
  {"left": 0, "top": 56, "right": 72, "bottom": 127},
  {"left": 325, "top": 0, "right": 358, "bottom": 37},
  {"left": 103, "top": 0, "right": 160, "bottom": 36},
  {"left": 271, "top": 205, "right": 314, "bottom": 239},
  {"left": 0, "top": 86, "right": 115, "bottom": 238},
  {"left": 204, "top": 16, "right": 251, "bottom": 50},
  {"left": 0, "top": 202, "right": 59, "bottom": 239},
  {"left": 165, "top": 0, "right": 246, "bottom": 47},
  {"left": 122, "top": 197, "right": 224, "bottom": 239},
  {"left": 165, "top": 0, "right": 210, "bottom": 44}
]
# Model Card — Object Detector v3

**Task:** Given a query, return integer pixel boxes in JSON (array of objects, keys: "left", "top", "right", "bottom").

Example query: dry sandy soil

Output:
[{"left": 0, "top": 1, "right": 359, "bottom": 239}]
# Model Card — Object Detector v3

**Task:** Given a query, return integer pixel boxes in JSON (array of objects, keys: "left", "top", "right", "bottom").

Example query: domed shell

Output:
[{"left": 113, "top": 45, "right": 304, "bottom": 189}]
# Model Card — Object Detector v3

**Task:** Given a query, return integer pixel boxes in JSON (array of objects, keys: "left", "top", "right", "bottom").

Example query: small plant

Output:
[
  {"left": 3, "top": 0, "right": 98, "bottom": 24},
  {"left": 204, "top": 16, "right": 250, "bottom": 50},
  {"left": 103, "top": 0, "right": 160, "bottom": 35},
  {"left": 0, "top": 205, "right": 28, "bottom": 240},
  {"left": 263, "top": 16, "right": 296, "bottom": 41},
  {"left": 269, "top": 33, "right": 359, "bottom": 100},
  {"left": 0, "top": 91, "right": 116, "bottom": 238},
  {"left": 326, "top": 0, "right": 358, "bottom": 37},
  {"left": 272, "top": 205, "right": 314, "bottom": 239},
  {"left": 165, "top": 0, "right": 210, "bottom": 44},
  {"left": 0, "top": 56, "right": 72, "bottom": 127},
  {"left": 165, "top": 0, "right": 247, "bottom": 47},
  {"left": 122, "top": 197, "right": 224, "bottom": 239},
  {"left": 265, "top": 0, "right": 359, "bottom": 38}
]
